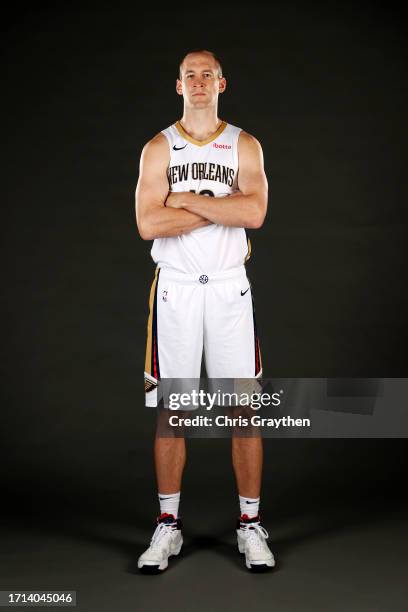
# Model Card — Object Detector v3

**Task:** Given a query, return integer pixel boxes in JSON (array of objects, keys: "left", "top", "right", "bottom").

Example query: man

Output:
[{"left": 135, "top": 49, "right": 275, "bottom": 573}]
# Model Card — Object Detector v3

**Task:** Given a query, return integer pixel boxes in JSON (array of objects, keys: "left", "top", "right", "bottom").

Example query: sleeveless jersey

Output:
[{"left": 150, "top": 121, "right": 250, "bottom": 274}]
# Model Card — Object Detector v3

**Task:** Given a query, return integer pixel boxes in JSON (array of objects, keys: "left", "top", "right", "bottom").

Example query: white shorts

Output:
[{"left": 144, "top": 265, "right": 262, "bottom": 407}]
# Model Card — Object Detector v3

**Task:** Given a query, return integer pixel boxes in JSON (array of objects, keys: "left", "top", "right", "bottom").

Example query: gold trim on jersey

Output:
[
  {"left": 175, "top": 120, "right": 228, "bottom": 147},
  {"left": 145, "top": 267, "right": 160, "bottom": 375}
]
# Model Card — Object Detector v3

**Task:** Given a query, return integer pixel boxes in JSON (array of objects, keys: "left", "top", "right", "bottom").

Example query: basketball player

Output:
[{"left": 135, "top": 50, "right": 275, "bottom": 573}]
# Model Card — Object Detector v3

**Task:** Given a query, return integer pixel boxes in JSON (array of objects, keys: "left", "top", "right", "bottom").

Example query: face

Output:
[{"left": 176, "top": 52, "right": 226, "bottom": 108}]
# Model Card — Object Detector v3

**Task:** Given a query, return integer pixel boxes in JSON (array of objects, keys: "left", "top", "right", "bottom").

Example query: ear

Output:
[
  {"left": 176, "top": 79, "right": 183, "bottom": 96},
  {"left": 219, "top": 77, "right": 227, "bottom": 94}
]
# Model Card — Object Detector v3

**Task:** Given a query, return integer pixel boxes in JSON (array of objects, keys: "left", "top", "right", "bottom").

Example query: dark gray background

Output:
[{"left": 1, "top": 2, "right": 407, "bottom": 611}]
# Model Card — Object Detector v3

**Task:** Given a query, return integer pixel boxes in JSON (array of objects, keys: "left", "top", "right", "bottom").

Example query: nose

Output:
[{"left": 192, "top": 76, "right": 205, "bottom": 87}]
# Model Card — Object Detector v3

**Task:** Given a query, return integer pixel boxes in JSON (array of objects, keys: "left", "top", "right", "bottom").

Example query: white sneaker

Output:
[
  {"left": 138, "top": 513, "right": 183, "bottom": 574},
  {"left": 237, "top": 515, "right": 276, "bottom": 572}
]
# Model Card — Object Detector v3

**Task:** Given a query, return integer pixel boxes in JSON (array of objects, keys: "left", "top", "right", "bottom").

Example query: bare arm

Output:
[
  {"left": 166, "top": 132, "right": 268, "bottom": 229},
  {"left": 135, "top": 133, "right": 211, "bottom": 240}
]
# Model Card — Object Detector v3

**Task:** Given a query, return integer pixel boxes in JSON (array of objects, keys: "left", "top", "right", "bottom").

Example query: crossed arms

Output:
[{"left": 135, "top": 131, "right": 268, "bottom": 241}]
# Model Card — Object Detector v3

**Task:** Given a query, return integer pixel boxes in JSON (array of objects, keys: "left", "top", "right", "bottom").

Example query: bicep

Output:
[
  {"left": 135, "top": 137, "right": 170, "bottom": 224},
  {"left": 237, "top": 134, "right": 268, "bottom": 199}
]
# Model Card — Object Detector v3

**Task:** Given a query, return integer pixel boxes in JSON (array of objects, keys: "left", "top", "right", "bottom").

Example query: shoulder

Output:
[
  {"left": 237, "top": 130, "right": 264, "bottom": 165},
  {"left": 142, "top": 131, "right": 169, "bottom": 154},
  {"left": 238, "top": 130, "right": 263, "bottom": 151},
  {"left": 140, "top": 132, "right": 170, "bottom": 165}
]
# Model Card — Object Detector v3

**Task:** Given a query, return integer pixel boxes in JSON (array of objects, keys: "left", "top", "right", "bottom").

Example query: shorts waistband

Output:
[{"left": 158, "top": 265, "right": 247, "bottom": 283}]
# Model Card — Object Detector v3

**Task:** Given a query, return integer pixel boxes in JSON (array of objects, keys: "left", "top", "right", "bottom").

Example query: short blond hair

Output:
[{"left": 179, "top": 49, "right": 223, "bottom": 79}]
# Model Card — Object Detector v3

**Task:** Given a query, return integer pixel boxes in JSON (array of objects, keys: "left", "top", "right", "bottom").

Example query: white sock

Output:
[
  {"left": 239, "top": 495, "right": 260, "bottom": 519},
  {"left": 158, "top": 491, "right": 180, "bottom": 519}
]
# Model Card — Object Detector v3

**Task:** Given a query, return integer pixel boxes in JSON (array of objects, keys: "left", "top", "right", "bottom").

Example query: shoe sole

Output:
[
  {"left": 138, "top": 544, "right": 183, "bottom": 574},
  {"left": 247, "top": 562, "right": 275, "bottom": 572},
  {"left": 238, "top": 549, "right": 275, "bottom": 572},
  {"left": 139, "top": 564, "right": 163, "bottom": 575}
]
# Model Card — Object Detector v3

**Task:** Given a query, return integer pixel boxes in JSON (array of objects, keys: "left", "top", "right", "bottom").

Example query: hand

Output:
[{"left": 165, "top": 192, "right": 189, "bottom": 209}]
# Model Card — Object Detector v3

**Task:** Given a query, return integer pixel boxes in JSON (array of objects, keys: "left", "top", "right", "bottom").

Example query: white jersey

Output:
[{"left": 150, "top": 121, "right": 251, "bottom": 274}]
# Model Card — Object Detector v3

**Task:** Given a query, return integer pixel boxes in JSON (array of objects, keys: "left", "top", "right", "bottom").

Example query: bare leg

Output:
[
  {"left": 154, "top": 436, "right": 186, "bottom": 493},
  {"left": 232, "top": 436, "right": 263, "bottom": 498}
]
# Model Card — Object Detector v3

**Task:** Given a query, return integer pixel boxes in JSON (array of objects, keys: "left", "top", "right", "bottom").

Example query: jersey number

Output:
[{"left": 190, "top": 189, "right": 215, "bottom": 197}]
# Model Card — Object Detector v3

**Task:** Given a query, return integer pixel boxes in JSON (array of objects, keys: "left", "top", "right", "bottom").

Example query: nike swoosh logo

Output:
[
  {"left": 246, "top": 500, "right": 257, "bottom": 504},
  {"left": 241, "top": 288, "right": 249, "bottom": 296},
  {"left": 173, "top": 144, "right": 187, "bottom": 150}
]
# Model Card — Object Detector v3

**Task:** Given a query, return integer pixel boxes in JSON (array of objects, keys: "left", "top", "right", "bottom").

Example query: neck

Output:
[{"left": 179, "top": 108, "right": 222, "bottom": 142}]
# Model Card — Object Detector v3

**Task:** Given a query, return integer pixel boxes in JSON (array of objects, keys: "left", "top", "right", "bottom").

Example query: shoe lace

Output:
[
  {"left": 244, "top": 523, "right": 269, "bottom": 551},
  {"left": 150, "top": 522, "right": 174, "bottom": 550}
]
